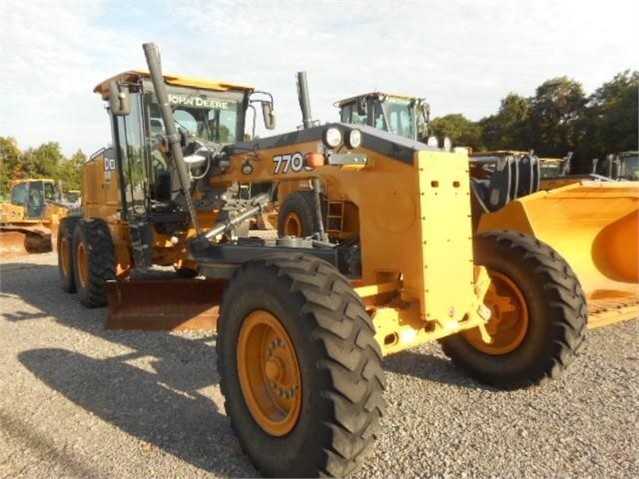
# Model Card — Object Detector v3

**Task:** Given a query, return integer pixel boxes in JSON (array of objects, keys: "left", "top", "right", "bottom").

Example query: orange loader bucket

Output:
[{"left": 477, "top": 181, "right": 639, "bottom": 328}]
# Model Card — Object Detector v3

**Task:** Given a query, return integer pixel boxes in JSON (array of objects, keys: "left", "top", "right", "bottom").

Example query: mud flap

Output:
[{"left": 106, "top": 278, "right": 226, "bottom": 331}]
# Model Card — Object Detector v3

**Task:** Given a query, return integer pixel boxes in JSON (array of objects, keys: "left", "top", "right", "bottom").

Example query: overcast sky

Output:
[{"left": 1, "top": 0, "right": 637, "bottom": 157}]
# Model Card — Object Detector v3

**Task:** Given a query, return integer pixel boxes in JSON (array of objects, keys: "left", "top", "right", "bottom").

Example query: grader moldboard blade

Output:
[
  {"left": 0, "top": 226, "right": 52, "bottom": 256},
  {"left": 477, "top": 180, "right": 639, "bottom": 328},
  {"left": 106, "top": 277, "right": 226, "bottom": 331}
]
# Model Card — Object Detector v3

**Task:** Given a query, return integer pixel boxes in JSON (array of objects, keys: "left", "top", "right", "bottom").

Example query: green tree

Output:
[
  {"left": 58, "top": 150, "right": 86, "bottom": 191},
  {"left": 0, "top": 136, "right": 22, "bottom": 198},
  {"left": 480, "top": 93, "right": 532, "bottom": 150},
  {"left": 25, "top": 142, "right": 65, "bottom": 178},
  {"left": 530, "top": 76, "right": 587, "bottom": 161},
  {"left": 577, "top": 70, "right": 639, "bottom": 170},
  {"left": 430, "top": 114, "right": 482, "bottom": 149}
]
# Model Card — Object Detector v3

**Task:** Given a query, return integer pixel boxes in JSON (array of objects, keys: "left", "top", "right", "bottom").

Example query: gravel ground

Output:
[{"left": 1, "top": 251, "right": 638, "bottom": 478}]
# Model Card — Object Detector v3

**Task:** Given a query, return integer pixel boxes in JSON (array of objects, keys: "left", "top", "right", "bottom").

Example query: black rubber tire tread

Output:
[
  {"left": 217, "top": 253, "right": 385, "bottom": 478},
  {"left": 440, "top": 231, "right": 587, "bottom": 390},
  {"left": 72, "top": 218, "right": 116, "bottom": 308},
  {"left": 58, "top": 216, "right": 80, "bottom": 293},
  {"left": 277, "top": 190, "right": 325, "bottom": 238}
]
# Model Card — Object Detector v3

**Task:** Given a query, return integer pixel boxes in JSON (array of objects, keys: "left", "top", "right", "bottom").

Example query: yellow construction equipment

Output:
[
  {"left": 593, "top": 151, "right": 639, "bottom": 180},
  {"left": 57, "top": 43, "right": 638, "bottom": 477},
  {"left": 336, "top": 91, "right": 432, "bottom": 141},
  {"left": 0, "top": 179, "right": 71, "bottom": 256}
]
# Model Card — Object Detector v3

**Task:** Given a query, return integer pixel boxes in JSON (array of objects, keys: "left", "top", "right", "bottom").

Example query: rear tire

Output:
[
  {"left": 440, "top": 231, "right": 587, "bottom": 390},
  {"left": 72, "top": 218, "right": 115, "bottom": 308},
  {"left": 58, "top": 217, "right": 80, "bottom": 293},
  {"left": 277, "top": 190, "right": 324, "bottom": 238},
  {"left": 217, "top": 253, "right": 385, "bottom": 477}
]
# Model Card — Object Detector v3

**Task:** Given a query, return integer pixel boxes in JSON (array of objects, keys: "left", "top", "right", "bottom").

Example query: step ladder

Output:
[
  {"left": 128, "top": 222, "right": 153, "bottom": 269},
  {"left": 326, "top": 201, "right": 344, "bottom": 235}
]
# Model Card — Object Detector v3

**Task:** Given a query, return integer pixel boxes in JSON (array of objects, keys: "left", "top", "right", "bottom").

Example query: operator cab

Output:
[
  {"left": 91, "top": 70, "right": 274, "bottom": 231},
  {"left": 9, "top": 179, "right": 58, "bottom": 219},
  {"left": 337, "top": 92, "right": 430, "bottom": 142}
]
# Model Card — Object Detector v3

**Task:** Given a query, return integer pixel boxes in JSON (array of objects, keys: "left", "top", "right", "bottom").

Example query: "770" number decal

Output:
[{"left": 272, "top": 152, "right": 314, "bottom": 174}]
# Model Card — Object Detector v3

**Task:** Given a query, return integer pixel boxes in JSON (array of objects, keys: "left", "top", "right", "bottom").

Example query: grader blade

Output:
[
  {"left": 477, "top": 181, "right": 639, "bottom": 326},
  {"left": 106, "top": 278, "right": 225, "bottom": 331},
  {"left": 0, "top": 231, "right": 31, "bottom": 256},
  {"left": 0, "top": 228, "right": 52, "bottom": 257}
]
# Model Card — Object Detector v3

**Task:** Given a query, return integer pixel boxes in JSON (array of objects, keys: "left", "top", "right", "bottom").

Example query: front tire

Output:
[
  {"left": 217, "top": 254, "right": 385, "bottom": 477},
  {"left": 440, "top": 231, "right": 587, "bottom": 390},
  {"left": 72, "top": 218, "right": 115, "bottom": 307}
]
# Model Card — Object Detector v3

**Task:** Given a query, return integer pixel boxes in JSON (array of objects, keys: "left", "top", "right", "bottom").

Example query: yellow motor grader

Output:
[
  {"left": 57, "top": 43, "right": 638, "bottom": 477},
  {"left": 0, "top": 179, "right": 71, "bottom": 256}
]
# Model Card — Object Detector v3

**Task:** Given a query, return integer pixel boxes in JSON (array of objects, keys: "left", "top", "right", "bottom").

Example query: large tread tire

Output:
[
  {"left": 440, "top": 231, "right": 587, "bottom": 390},
  {"left": 58, "top": 216, "right": 80, "bottom": 293},
  {"left": 277, "top": 190, "right": 325, "bottom": 238},
  {"left": 217, "top": 253, "right": 385, "bottom": 477},
  {"left": 72, "top": 218, "right": 116, "bottom": 308}
]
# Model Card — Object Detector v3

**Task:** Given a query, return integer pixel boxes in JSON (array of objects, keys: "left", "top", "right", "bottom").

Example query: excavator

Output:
[
  {"left": 0, "top": 179, "right": 71, "bottom": 256},
  {"left": 57, "top": 43, "right": 638, "bottom": 477}
]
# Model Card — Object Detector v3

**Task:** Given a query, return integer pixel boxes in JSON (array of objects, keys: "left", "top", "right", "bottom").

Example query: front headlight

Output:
[
  {"left": 322, "top": 127, "right": 343, "bottom": 148},
  {"left": 346, "top": 129, "right": 362, "bottom": 149}
]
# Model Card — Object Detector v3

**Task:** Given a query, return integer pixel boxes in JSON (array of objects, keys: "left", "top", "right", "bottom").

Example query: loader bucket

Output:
[
  {"left": 106, "top": 278, "right": 226, "bottom": 331},
  {"left": 477, "top": 181, "right": 639, "bottom": 328}
]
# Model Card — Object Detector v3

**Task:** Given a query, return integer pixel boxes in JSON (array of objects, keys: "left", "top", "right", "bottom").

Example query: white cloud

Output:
[{"left": 0, "top": 0, "right": 636, "bottom": 156}]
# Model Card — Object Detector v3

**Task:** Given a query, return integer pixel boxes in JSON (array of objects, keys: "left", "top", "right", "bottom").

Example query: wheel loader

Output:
[
  {"left": 0, "top": 179, "right": 71, "bottom": 256},
  {"left": 57, "top": 43, "right": 638, "bottom": 478},
  {"left": 337, "top": 90, "right": 432, "bottom": 142}
]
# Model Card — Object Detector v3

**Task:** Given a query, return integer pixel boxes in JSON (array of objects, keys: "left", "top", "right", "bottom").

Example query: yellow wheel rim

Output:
[
  {"left": 61, "top": 236, "right": 72, "bottom": 277},
  {"left": 237, "top": 310, "right": 302, "bottom": 436},
  {"left": 76, "top": 242, "right": 88, "bottom": 288},
  {"left": 463, "top": 271, "right": 529, "bottom": 355},
  {"left": 283, "top": 212, "right": 303, "bottom": 237}
]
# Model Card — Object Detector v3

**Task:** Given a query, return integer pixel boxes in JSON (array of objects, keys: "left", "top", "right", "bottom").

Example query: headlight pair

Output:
[{"left": 322, "top": 127, "right": 362, "bottom": 149}]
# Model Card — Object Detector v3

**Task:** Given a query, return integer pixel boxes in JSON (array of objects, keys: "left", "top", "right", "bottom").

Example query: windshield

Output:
[
  {"left": 380, "top": 97, "right": 415, "bottom": 140},
  {"left": 540, "top": 162, "right": 562, "bottom": 178},
  {"left": 620, "top": 155, "right": 639, "bottom": 180},
  {"left": 143, "top": 81, "right": 247, "bottom": 144}
]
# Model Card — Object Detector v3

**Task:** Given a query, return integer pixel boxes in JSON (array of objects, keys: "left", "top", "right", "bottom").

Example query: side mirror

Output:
[
  {"left": 262, "top": 102, "right": 276, "bottom": 130},
  {"left": 109, "top": 81, "right": 130, "bottom": 116}
]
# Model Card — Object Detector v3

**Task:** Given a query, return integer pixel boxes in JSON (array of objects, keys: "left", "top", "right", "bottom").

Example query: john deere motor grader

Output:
[{"left": 58, "top": 43, "right": 638, "bottom": 477}]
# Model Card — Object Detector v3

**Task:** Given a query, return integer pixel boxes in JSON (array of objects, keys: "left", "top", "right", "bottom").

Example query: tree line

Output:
[
  {"left": 0, "top": 137, "right": 85, "bottom": 199},
  {"left": 430, "top": 70, "right": 638, "bottom": 173},
  {"left": 0, "top": 69, "right": 636, "bottom": 197}
]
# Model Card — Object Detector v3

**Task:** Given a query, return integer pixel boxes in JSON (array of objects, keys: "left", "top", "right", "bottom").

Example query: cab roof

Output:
[
  {"left": 336, "top": 92, "right": 422, "bottom": 107},
  {"left": 93, "top": 70, "right": 255, "bottom": 100}
]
